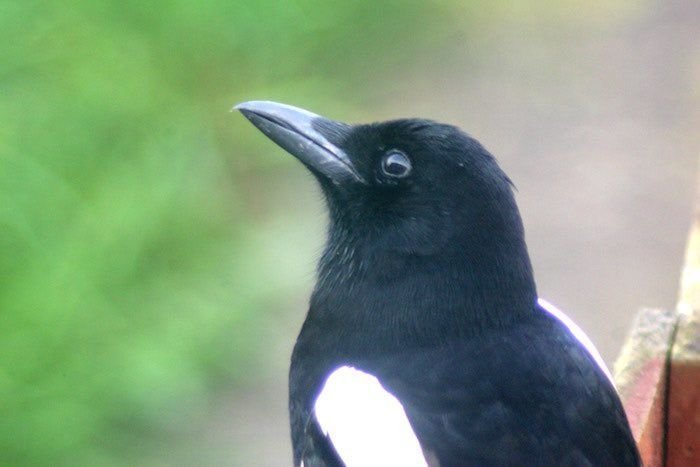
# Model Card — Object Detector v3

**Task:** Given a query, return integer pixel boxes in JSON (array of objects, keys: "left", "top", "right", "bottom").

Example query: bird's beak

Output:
[{"left": 235, "top": 101, "right": 365, "bottom": 184}]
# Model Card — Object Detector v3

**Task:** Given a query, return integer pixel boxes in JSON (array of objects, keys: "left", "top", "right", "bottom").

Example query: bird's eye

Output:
[{"left": 381, "top": 151, "right": 412, "bottom": 178}]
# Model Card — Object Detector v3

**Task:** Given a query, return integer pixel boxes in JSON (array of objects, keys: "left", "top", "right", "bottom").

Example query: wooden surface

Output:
[
  {"left": 667, "top": 204, "right": 700, "bottom": 467},
  {"left": 614, "top": 308, "right": 677, "bottom": 467}
]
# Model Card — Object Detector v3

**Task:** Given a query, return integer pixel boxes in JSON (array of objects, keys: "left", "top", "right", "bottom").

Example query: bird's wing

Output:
[
  {"left": 299, "top": 306, "right": 638, "bottom": 466},
  {"left": 311, "top": 366, "right": 428, "bottom": 467},
  {"left": 537, "top": 298, "right": 613, "bottom": 383},
  {"left": 370, "top": 312, "right": 640, "bottom": 466}
]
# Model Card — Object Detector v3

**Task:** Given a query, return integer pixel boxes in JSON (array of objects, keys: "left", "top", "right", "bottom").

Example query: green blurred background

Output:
[{"left": 2, "top": 0, "right": 699, "bottom": 465}]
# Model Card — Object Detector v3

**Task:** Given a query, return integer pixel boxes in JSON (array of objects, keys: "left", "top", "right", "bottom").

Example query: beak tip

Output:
[
  {"left": 232, "top": 101, "right": 251, "bottom": 113},
  {"left": 233, "top": 101, "right": 269, "bottom": 116}
]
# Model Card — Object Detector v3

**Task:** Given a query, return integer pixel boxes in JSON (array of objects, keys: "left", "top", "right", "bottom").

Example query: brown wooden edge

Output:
[
  {"left": 666, "top": 202, "right": 700, "bottom": 467},
  {"left": 614, "top": 308, "right": 679, "bottom": 467}
]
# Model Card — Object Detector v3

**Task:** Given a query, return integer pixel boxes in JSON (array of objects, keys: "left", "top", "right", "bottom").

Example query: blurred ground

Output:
[{"left": 223, "top": 1, "right": 700, "bottom": 464}]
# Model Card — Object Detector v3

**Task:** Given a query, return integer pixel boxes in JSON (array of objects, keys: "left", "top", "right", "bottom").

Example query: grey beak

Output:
[{"left": 235, "top": 101, "right": 365, "bottom": 184}]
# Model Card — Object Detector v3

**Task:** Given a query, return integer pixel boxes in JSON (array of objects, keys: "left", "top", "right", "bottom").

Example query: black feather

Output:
[{"left": 236, "top": 102, "right": 640, "bottom": 466}]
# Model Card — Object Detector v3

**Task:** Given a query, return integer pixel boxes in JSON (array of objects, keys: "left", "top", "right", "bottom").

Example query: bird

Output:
[{"left": 235, "top": 100, "right": 641, "bottom": 466}]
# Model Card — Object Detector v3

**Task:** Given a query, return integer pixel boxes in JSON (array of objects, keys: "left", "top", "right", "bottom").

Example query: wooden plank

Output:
[
  {"left": 614, "top": 308, "right": 678, "bottom": 467},
  {"left": 667, "top": 205, "right": 700, "bottom": 467}
]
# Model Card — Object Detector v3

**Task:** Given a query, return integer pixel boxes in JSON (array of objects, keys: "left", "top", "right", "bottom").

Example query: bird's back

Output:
[{"left": 290, "top": 305, "right": 640, "bottom": 466}]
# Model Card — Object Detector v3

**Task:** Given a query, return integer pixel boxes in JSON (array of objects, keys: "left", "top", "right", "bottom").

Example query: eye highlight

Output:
[{"left": 381, "top": 150, "right": 412, "bottom": 179}]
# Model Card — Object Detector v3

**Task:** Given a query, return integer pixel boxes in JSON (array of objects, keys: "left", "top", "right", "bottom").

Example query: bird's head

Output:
[
  {"left": 237, "top": 101, "right": 536, "bottom": 330},
  {"left": 236, "top": 101, "right": 522, "bottom": 260}
]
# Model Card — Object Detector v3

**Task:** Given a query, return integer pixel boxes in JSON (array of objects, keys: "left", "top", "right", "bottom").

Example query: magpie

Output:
[{"left": 236, "top": 101, "right": 641, "bottom": 466}]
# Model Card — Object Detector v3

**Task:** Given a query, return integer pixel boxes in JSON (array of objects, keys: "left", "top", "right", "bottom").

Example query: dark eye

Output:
[{"left": 381, "top": 151, "right": 412, "bottom": 178}]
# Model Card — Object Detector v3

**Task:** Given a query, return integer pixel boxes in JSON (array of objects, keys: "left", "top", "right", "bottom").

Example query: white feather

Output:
[
  {"left": 537, "top": 298, "right": 613, "bottom": 384},
  {"left": 313, "top": 366, "right": 427, "bottom": 467}
]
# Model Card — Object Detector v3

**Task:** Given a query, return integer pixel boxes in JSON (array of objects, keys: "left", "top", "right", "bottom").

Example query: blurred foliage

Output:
[{"left": 0, "top": 0, "right": 471, "bottom": 464}]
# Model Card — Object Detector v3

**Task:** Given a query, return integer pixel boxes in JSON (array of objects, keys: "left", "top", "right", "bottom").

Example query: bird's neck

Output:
[{"left": 310, "top": 225, "right": 538, "bottom": 350}]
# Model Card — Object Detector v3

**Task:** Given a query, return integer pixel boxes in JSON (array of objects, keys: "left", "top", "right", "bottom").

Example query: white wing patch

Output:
[
  {"left": 313, "top": 366, "right": 428, "bottom": 467},
  {"left": 537, "top": 298, "right": 614, "bottom": 384}
]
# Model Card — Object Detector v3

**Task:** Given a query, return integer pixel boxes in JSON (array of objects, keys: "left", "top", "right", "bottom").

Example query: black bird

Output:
[{"left": 236, "top": 101, "right": 641, "bottom": 466}]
